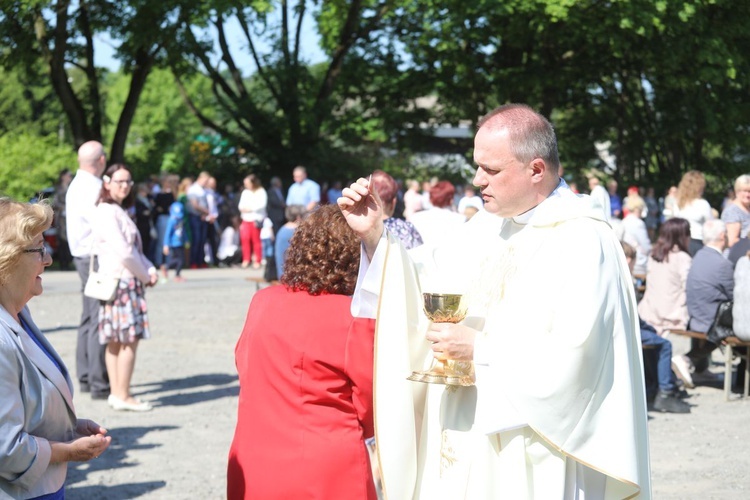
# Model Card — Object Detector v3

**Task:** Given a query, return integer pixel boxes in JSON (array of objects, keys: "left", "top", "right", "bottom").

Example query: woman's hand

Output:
[
  {"left": 76, "top": 418, "right": 107, "bottom": 437},
  {"left": 50, "top": 423, "right": 111, "bottom": 464},
  {"left": 66, "top": 434, "right": 111, "bottom": 462}
]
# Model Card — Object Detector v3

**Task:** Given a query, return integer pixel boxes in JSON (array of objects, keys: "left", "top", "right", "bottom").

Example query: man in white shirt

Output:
[
  {"left": 285, "top": 166, "right": 320, "bottom": 211},
  {"left": 66, "top": 141, "right": 109, "bottom": 399},
  {"left": 338, "top": 104, "right": 650, "bottom": 499}
]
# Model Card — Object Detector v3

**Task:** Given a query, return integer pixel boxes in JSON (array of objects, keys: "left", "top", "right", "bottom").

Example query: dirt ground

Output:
[{"left": 28, "top": 268, "right": 749, "bottom": 499}]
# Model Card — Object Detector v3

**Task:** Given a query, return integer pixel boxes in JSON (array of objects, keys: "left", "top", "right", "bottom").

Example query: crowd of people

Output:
[
  {"left": 49, "top": 160, "right": 490, "bottom": 285},
  {"left": 5, "top": 102, "right": 750, "bottom": 498},
  {"left": 579, "top": 169, "right": 750, "bottom": 412}
]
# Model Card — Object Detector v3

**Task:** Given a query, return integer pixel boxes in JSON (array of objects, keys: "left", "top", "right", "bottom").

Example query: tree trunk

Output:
[
  {"left": 110, "top": 50, "right": 155, "bottom": 163},
  {"left": 35, "top": 5, "right": 95, "bottom": 148}
]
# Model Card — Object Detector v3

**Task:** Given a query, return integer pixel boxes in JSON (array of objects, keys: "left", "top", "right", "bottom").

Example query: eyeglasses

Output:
[
  {"left": 24, "top": 246, "right": 47, "bottom": 259},
  {"left": 111, "top": 180, "right": 134, "bottom": 187}
]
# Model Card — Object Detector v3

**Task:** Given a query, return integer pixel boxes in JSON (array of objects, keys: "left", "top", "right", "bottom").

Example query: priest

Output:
[{"left": 338, "top": 104, "right": 651, "bottom": 499}]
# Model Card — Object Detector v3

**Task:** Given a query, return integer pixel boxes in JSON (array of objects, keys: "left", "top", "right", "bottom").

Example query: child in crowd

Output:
[
  {"left": 260, "top": 216, "right": 274, "bottom": 266},
  {"left": 217, "top": 215, "right": 242, "bottom": 267},
  {"left": 163, "top": 200, "right": 186, "bottom": 282}
]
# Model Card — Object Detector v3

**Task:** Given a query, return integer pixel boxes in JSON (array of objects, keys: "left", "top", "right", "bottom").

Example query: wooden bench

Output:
[{"left": 667, "top": 329, "right": 750, "bottom": 401}]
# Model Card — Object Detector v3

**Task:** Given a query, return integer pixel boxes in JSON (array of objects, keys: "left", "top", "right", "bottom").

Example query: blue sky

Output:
[{"left": 94, "top": 11, "right": 326, "bottom": 73}]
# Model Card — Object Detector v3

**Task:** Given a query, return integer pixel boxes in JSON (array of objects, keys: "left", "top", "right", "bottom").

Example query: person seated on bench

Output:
[
  {"left": 638, "top": 217, "right": 692, "bottom": 335},
  {"left": 732, "top": 251, "right": 750, "bottom": 392},
  {"left": 622, "top": 241, "right": 690, "bottom": 413},
  {"left": 680, "top": 220, "right": 734, "bottom": 387}
]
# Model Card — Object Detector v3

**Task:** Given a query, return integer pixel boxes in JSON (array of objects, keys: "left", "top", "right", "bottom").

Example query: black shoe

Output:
[
  {"left": 91, "top": 391, "right": 111, "bottom": 400},
  {"left": 653, "top": 391, "right": 691, "bottom": 413},
  {"left": 674, "top": 388, "right": 691, "bottom": 399},
  {"left": 731, "top": 384, "right": 747, "bottom": 395}
]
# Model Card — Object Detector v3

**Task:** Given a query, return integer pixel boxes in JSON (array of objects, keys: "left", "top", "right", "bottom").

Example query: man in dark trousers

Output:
[
  {"left": 679, "top": 219, "right": 734, "bottom": 386},
  {"left": 66, "top": 141, "right": 110, "bottom": 399},
  {"left": 266, "top": 176, "right": 286, "bottom": 235}
]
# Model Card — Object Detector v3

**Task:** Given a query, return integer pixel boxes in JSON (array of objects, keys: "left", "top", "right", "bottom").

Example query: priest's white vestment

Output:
[{"left": 354, "top": 186, "right": 651, "bottom": 499}]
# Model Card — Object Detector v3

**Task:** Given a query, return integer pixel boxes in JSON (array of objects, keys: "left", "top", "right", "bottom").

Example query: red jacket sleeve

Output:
[{"left": 344, "top": 317, "right": 375, "bottom": 439}]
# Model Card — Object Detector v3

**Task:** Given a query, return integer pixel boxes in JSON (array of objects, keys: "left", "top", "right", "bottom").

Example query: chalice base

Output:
[{"left": 407, "top": 363, "right": 474, "bottom": 387}]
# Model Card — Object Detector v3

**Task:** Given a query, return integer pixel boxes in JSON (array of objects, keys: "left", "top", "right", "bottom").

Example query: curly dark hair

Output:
[{"left": 281, "top": 204, "right": 360, "bottom": 296}]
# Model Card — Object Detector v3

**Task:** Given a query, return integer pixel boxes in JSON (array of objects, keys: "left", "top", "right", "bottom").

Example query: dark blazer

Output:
[
  {"left": 686, "top": 246, "right": 734, "bottom": 332},
  {"left": 266, "top": 186, "right": 286, "bottom": 234},
  {"left": 0, "top": 306, "right": 77, "bottom": 498}
]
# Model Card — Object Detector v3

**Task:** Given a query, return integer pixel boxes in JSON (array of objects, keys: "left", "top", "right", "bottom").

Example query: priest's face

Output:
[{"left": 472, "top": 126, "right": 540, "bottom": 218}]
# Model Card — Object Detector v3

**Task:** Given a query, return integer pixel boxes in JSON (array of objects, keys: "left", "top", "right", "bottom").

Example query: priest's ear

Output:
[{"left": 529, "top": 158, "right": 546, "bottom": 183}]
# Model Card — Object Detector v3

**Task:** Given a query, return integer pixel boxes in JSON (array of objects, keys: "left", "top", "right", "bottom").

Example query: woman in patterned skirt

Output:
[{"left": 92, "top": 164, "right": 158, "bottom": 412}]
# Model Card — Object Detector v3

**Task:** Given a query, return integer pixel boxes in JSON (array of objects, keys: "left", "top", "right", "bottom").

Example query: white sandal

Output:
[{"left": 108, "top": 395, "right": 153, "bottom": 412}]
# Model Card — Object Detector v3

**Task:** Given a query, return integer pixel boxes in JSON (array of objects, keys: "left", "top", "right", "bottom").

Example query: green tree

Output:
[
  {"left": 0, "top": 65, "right": 64, "bottom": 138},
  {"left": 0, "top": 65, "right": 73, "bottom": 200},
  {"left": 103, "top": 67, "right": 211, "bottom": 180},
  {"left": 384, "top": 0, "right": 750, "bottom": 192},
  {"left": 0, "top": 0, "right": 182, "bottom": 162},
  {"left": 168, "top": 0, "right": 399, "bottom": 181},
  {"left": 0, "top": 132, "right": 75, "bottom": 200}
]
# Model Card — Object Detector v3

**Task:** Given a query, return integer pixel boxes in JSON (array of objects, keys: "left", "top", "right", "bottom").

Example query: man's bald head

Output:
[{"left": 77, "top": 141, "right": 106, "bottom": 176}]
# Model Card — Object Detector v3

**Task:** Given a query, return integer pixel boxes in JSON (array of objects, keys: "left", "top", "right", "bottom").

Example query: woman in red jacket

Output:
[{"left": 227, "top": 205, "right": 376, "bottom": 499}]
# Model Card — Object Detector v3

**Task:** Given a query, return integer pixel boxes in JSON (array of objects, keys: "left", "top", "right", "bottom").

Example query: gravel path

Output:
[{"left": 28, "top": 268, "right": 749, "bottom": 499}]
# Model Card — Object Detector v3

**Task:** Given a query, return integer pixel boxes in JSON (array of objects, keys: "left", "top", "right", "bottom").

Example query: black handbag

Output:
[{"left": 706, "top": 300, "right": 734, "bottom": 344}]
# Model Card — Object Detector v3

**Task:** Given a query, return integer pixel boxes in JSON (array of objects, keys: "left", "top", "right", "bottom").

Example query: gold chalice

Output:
[{"left": 407, "top": 293, "right": 475, "bottom": 386}]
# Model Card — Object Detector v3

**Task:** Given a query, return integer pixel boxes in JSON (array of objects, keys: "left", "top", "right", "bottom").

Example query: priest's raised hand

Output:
[{"left": 337, "top": 177, "right": 384, "bottom": 260}]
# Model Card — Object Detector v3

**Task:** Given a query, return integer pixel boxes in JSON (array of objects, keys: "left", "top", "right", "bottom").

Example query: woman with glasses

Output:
[
  {"left": 92, "top": 164, "right": 158, "bottom": 412},
  {"left": 0, "top": 198, "right": 111, "bottom": 498}
]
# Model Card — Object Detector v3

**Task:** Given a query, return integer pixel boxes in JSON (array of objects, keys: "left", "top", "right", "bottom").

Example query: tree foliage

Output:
[
  {"left": 1, "top": 0, "right": 748, "bottom": 196},
  {"left": 103, "top": 67, "right": 212, "bottom": 181},
  {"left": 0, "top": 0, "right": 182, "bottom": 162},
  {"left": 166, "top": 0, "right": 405, "bottom": 181},
  {"left": 0, "top": 65, "right": 74, "bottom": 200},
  {"left": 383, "top": 0, "right": 750, "bottom": 194},
  {"left": 0, "top": 132, "right": 75, "bottom": 200}
]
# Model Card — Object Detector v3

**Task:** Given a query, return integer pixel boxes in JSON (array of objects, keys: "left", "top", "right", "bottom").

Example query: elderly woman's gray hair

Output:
[
  {"left": 734, "top": 174, "right": 750, "bottom": 193},
  {"left": 0, "top": 199, "right": 53, "bottom": 284}
]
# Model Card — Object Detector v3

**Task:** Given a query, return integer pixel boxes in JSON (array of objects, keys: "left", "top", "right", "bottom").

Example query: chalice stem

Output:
[{"left": 435, "top": 359, "right": 447, "bottom": 373}]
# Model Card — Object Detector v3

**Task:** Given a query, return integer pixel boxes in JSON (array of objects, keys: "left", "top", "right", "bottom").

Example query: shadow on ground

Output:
[
  {"left": 132, "top": 372, "right": 239, "bottom": 407},
  {"left": 65, "top": 481, "right": 167, "bottom": 499},
  {"left": 66, "top": 425, "right": 176, "bottom": 498}
]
